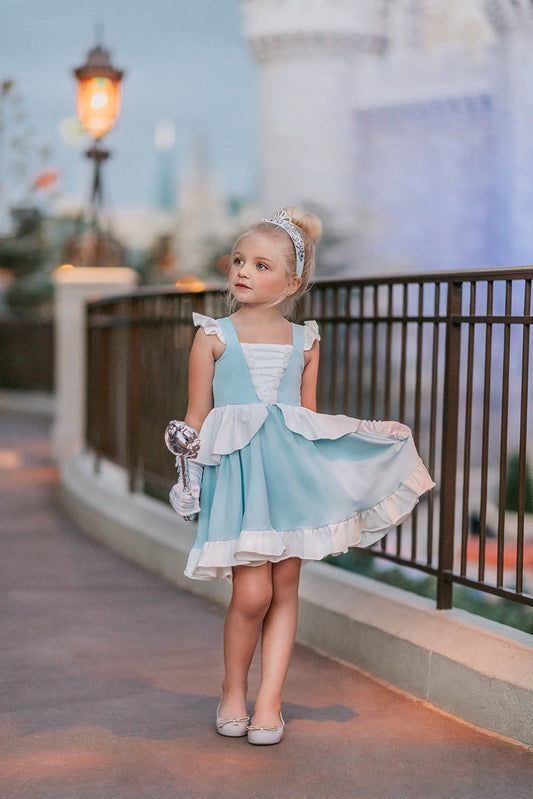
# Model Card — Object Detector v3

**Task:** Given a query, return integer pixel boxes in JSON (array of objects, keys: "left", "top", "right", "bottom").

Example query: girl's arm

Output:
[
  {"left": 184, "top": 328, "right": 219, "bottom": 433},
  {"left": 300, "top": 340, "right": 319, "bottom": 412}
]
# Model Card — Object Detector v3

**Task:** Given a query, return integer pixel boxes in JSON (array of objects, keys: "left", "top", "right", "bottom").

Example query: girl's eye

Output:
[
  {"left": 256, "top": 262, "right": 268, "bottom": 271},
  {"left": 234, "top": 257, "right": 243, "bottom": 266}
]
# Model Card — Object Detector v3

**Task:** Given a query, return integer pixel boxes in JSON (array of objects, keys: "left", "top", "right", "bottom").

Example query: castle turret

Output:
[
  {"left": 242, "top": 0, "right": 387, "bottom": 263},
  {"left": 175, "top": 136, "right": 230, "bottom": 277}
]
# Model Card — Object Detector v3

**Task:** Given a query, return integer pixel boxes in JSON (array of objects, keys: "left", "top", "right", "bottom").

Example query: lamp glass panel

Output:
[{"left": 77, "top": 76, "right": 121, "bottom": 139}]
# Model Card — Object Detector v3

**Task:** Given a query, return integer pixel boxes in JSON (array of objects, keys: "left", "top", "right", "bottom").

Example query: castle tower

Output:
[
  {"left": 242, "top": 0, "right": 387, "bottom": 257},
  {"left": 154, "top": 120, "right": 176, "bottom": 211},
  {"left": 175, "top": 136, "right": 230, "bottom": 277}
]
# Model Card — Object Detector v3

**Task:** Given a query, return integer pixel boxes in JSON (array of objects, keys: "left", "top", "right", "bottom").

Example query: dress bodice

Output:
[
  {"left": 213, "top": 317, "right": 304, "bottom": 406},
  {"left": 193, "top": 314, "right": 319, "bottom": 408},
  {"left": 241, "top": 343, "right": 293, "bottom": 403}
]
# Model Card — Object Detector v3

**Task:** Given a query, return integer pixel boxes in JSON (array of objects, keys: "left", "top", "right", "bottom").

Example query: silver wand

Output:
[{"left": 164, "top": 420, "right": 201, "bottom": 491}]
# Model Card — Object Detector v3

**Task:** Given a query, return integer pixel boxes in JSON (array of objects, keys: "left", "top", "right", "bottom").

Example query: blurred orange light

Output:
[
  {"left": 175, "top": 276, "right": 206, "bottom": 293},
  {"left": 32, "top": 167, "right": 59, "bottom": 190},
  {"left": 77, "top": 76, "right": 121, "bottom": 139}
]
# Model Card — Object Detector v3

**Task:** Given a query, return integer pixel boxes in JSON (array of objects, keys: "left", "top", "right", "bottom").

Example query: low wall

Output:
[
  {"left": 61, "top": 451, "right": 533, "bottom": 748},
  {"left": 0, "top": 318, "right": 54, "bottom": 392}
]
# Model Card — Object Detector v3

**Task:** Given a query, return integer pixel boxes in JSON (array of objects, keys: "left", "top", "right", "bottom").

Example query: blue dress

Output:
[{"left": 184, "top": 314, "right": 435, "bottom": 581}]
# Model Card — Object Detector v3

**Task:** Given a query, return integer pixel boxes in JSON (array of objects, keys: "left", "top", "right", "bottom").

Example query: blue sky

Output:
[{"left": 1, "top": 0, "right": 257, "bottom": 209}]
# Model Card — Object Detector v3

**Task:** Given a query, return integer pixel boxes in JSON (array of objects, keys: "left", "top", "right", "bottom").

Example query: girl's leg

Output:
[
  {"left": 219, "top": 563, "right": 273, "bottom": 719},
  {"left": 252, "top": 557, "right": 302, "bottom": 728}
]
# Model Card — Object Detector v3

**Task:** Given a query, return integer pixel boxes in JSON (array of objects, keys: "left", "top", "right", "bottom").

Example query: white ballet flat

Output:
[
  {"left": 215, "top": 699, "right": 250, "bottom": 737},
  {"left": 247, "top": 714, "right": 285, "bottom": 745}
]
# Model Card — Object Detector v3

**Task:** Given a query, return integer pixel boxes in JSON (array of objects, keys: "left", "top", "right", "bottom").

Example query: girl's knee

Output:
[
  {"left": 231, "top": 565, "right": 273, "bottom": 618},
  {"left": 233, "top": 585, "right": 272, "bottom": 619},
  {"left": 272, "top": 558, "right": 301, "bottom": 590},
  {"left": 268, "top": 558, "right": 301, "bottom": 606},
  {"left": 246, "top": 587, "right": 273, "bottom": 619}
]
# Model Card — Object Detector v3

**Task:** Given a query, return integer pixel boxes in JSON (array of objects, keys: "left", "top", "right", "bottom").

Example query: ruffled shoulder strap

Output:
[
  {"left": 303, "top": 320, "right": 320, "bottom": 351},
  {"left": 192, "top": 313, "right": 225, "bottom": 344}
]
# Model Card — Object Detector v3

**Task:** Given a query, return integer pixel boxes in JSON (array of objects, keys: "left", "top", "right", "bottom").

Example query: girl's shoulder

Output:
[{"left": 192, "top": 313, "right": 227, "bottom": 345}]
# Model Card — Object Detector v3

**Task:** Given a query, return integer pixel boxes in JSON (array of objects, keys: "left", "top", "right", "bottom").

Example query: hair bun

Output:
[{"left": 283, "top": 205, "right": 323, "bottom": 244}]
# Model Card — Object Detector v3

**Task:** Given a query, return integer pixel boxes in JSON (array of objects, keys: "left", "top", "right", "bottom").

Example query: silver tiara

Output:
[{"left": 261, "top": 209, "right": 305, "bottom": 276}]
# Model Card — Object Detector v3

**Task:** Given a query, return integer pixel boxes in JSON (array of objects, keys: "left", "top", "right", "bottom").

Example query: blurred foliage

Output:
[
  {"left": 0, "top": 207, "right": 52, "bottom": 313},
  {"left": 0, "top": 208, "right": 140, "bottom": 316}
]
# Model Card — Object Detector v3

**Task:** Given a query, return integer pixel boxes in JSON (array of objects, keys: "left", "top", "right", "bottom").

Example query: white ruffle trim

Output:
[
  {"left": 197, "top": 402, "right": 412, "bottom": 465},
  {"left": 280, "top": 406, "right": 411, "bottom": 442},
  {"left": 184, "top": 459, "right": 435, "bottom": 581},
  {"left": 303, "top": 320, "right": 320, "bottom": 350},
  {"left": 241, "top": 343, "right": 293, "bottom": 403},
  {"left": 197, "top": 404, "right": 269, "bottom": 465},
  {"left": 193, "top": 312, "right": 225, "bottom": 343}
]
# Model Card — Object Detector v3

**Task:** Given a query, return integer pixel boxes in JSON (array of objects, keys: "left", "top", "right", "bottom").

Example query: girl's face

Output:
[{"left": 228, "top": 233, "right": 301, "bottom": 308}]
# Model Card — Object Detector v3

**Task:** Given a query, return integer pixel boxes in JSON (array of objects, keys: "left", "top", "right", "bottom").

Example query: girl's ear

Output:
[
  {"left": 286, "top": 274, "right": 302, "bottom": 297},
  {"left": 217, "top": 254, "right": 231, "bottom": 275}
]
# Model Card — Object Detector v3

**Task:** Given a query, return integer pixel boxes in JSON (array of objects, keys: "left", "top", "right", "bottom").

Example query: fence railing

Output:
[{"left": 86, "top": 267, "right": 533, "bottom": 610}]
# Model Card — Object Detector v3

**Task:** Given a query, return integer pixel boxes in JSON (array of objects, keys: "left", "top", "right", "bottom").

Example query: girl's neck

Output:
[
  {"left": 230, "top": 306, "right": 292, "bottom": 344},
  {"left": 233, "top": 305, "right": 285, "bottom": 325}
]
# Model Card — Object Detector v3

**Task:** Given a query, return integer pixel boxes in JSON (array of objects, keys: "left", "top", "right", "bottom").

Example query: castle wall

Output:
[
  {"left": 242, "top": 0, "right": 533, "bottom": 274},
  {"left": 492, "top": 32, "right": 533, "bottom": 267},
  {"left": 355, "top": 95, "right": 497, "bottom": 272}
]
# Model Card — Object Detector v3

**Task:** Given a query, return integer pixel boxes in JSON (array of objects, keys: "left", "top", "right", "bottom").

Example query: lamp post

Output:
[{"left": 73, "top": 39, "right": 123, "bottom": 259}]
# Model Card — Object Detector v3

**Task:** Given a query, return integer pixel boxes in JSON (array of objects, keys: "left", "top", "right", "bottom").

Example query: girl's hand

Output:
[{"left": 169, "top": 460, "right": 203, "bottom": 519}]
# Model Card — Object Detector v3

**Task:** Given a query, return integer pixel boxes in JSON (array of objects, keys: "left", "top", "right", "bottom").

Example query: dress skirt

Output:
[{"left": 185, "top": 404, "right": 434, "bottom": 582}]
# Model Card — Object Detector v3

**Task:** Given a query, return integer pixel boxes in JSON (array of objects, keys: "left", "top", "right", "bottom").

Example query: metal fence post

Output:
[{"left": 437, "top": 280, "right": 462, "bottom": 609}]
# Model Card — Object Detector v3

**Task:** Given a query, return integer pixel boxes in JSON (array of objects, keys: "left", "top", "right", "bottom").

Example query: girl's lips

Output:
[{"left": 235, "top": 283, "right": 251, "bottom": 289}]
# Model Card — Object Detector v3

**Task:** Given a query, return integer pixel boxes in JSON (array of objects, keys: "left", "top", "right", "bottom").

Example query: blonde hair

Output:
[{"left": 228, "top": 205, "right": 322, "bottom": 318}]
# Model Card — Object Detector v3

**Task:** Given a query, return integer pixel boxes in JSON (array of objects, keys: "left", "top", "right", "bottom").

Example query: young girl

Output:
[{"left": 168, "top": 207, "right": 434, "bottom": 745}]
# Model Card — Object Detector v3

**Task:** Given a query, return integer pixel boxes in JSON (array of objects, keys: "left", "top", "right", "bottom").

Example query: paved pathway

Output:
[{"left": 1, "top": 410, "right": 533, "bottom": 799}]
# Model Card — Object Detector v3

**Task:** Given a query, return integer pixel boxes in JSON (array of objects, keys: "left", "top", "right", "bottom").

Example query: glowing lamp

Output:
[
  {"left": 74, "top": 45, "right": 123, "bottom": 140},
  {"left": 68, "top": 38, "right": 126, "bottom": 264}
]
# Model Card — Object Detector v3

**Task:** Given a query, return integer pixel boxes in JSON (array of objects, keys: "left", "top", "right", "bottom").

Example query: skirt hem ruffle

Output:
[{"left": 184, "top": 458, "right": 435, "bottom": 582}]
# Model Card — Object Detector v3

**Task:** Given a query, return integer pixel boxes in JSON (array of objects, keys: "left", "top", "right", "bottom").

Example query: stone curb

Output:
[{"left": 0, "top": 390, "right": 55, "bottom": 418}]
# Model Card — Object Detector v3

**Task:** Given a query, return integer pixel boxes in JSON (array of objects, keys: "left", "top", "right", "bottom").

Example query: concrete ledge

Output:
[
  {"left": 0, "top": 390, "right": 55, "bottom": 419},
  {"left": 298, "top": 563, "right": 533, "bottom": 745},
  {"left": 60, "top": 451, "right": 533, "bottom": 747}
]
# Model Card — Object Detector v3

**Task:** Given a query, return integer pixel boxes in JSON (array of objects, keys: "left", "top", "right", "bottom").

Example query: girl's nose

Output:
[{"left": 238, "top": 261, "right": 249, "bottom": 277}]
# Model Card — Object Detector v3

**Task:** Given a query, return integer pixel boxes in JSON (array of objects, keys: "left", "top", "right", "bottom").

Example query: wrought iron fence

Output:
[{"left": 86, "top": 267, "right": 533, "bottom": 610}]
